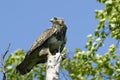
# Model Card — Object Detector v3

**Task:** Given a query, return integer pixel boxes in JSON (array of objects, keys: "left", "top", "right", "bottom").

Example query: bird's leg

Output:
[
  {"left": 39, "top": 48, "right": 51, "bottom": 56},
  {"left": 47, "top": 48, "right": 52, "bottom": 55},
  {"left": 58, "top": 46, "right": 61, "bottom": 53},
  {"left": 55, "top": 46, "right": 61, "bottom": 63}
]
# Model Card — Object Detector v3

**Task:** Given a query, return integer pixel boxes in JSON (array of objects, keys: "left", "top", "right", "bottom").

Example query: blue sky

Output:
[
  {"left": 0, "top": 0, "right": 114, "bottom": 79},
  {"left": 0, "top": 0, "right": 104, "bottom": 53}
]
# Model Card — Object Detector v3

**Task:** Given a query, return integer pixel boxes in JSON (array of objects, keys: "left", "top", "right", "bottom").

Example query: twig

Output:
[{"left": 1, "top": 43, "right": 11, "bottom": 80}]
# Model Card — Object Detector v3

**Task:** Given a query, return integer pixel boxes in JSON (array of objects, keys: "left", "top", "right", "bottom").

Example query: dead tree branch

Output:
[
  {"left": 1, "top": 43, "right": 11, "bottom": 80},
  {"left": 46, "top": 52, "right": 63, "bottom": 80}
]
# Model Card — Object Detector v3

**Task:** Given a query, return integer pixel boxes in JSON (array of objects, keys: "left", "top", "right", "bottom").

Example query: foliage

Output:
[
  {"left": 2, "top": 0, "right": 120, "bottom": 80},
  {"left": 62, "top": 0, "right": 120, "bottom": 80},
  {"left": 5, "top": 49, "right": 46, "bottom": 80}
]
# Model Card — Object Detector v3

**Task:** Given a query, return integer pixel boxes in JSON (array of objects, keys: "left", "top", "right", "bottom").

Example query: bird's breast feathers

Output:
[{"left": 48, "top": 36, "right": 63, "bottom": 47}]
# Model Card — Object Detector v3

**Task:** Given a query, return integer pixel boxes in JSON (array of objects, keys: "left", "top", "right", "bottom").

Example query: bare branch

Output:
[
  {"left": 1, "top": 43, "right": 11, "bottom": 80},
  {"left": 2, "top": 43, "right": 11, "bottom": 60}
]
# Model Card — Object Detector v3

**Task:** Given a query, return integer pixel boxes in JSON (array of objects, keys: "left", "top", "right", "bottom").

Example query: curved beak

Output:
[{"left": 50, "top": 18, "right": 54, "bottom": 22}]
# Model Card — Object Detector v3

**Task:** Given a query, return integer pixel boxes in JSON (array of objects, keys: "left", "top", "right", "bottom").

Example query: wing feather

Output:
[{"left": 27, "top": 27, "right": 57, "bottom": 55}]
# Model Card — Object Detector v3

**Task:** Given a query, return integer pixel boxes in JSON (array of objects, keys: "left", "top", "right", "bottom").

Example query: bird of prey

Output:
[{"left": 16, "top": 17, "right": 67, "bottom": 75}]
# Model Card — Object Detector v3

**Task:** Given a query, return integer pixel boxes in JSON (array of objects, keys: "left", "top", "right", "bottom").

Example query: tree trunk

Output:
[{"left": 46, "top": 52, "right": 62, "bottom": 80}]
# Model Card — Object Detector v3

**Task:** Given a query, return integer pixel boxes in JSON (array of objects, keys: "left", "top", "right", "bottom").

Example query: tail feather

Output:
[
  {"left": 16, "top": 54, "right": 48, "bottom": 75},
  {"left": 16, "top": 58, "right": 36, "bottom": 75}
]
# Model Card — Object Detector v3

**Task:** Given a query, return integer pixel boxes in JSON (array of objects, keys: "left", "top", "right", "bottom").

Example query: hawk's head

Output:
[{"left": 50, "top": 17, "right": 65, "bottom": 26}]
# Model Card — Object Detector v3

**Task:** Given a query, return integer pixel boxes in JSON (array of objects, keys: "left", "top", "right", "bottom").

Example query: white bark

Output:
[{"left": 46, "top": 52, "right": 62, "bottom": 80}]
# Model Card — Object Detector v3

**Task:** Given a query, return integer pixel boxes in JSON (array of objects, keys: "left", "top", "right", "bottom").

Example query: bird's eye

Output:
[{"left": 54, "top": 17, "right": 57, "bottom": 20}]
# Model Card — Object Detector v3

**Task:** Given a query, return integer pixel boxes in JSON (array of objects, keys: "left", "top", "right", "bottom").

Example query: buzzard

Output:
[{"left": 16, "top": 17, "right": 67, "bottom": 75}]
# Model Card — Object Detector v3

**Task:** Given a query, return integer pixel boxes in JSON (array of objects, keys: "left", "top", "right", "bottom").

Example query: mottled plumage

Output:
[{"left": 16, "top": 17, "right": 67, "bottom": 75}]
